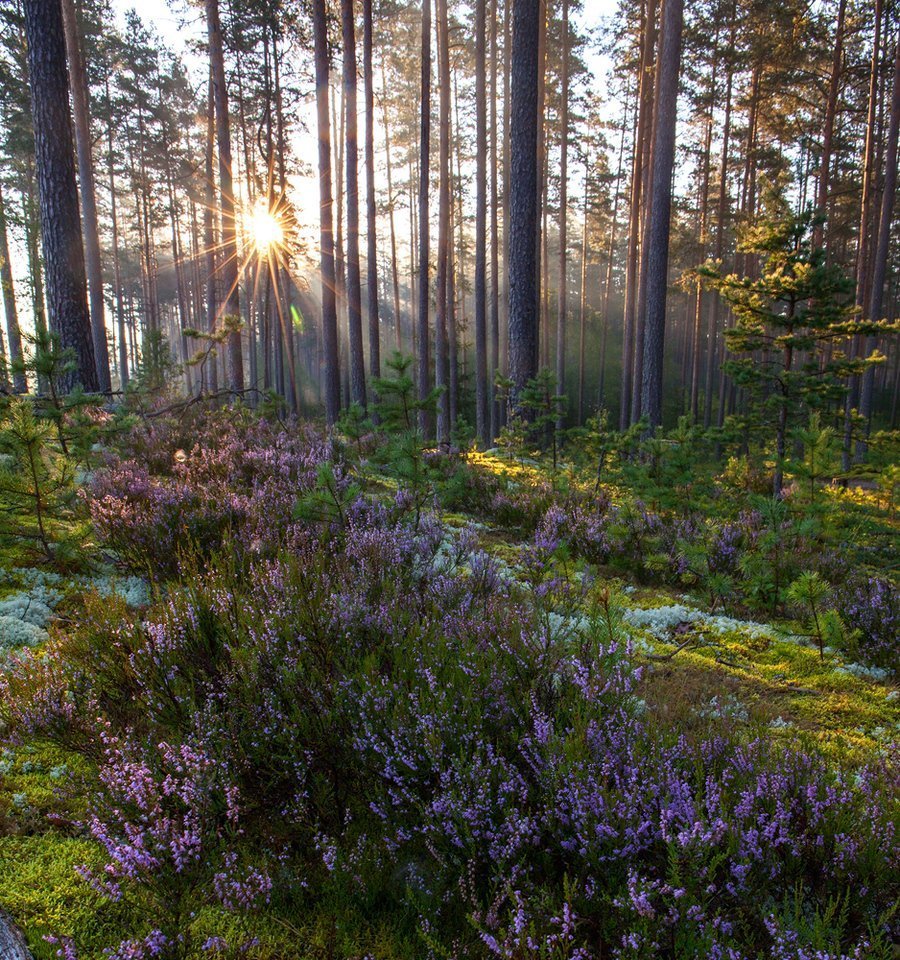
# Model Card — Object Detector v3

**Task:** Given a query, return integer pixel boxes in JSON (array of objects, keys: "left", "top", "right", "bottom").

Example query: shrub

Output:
[
  {"left": 4, "top": 487, "right": 897, "bottom": 959},
  {"left": 831, "top": 576, "right": 899, "bottom": 672},
  {"left": 83, "top": 414, "right": 329, "bottom": 576}
]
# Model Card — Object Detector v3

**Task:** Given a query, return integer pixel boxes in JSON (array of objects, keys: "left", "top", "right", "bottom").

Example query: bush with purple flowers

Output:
[
  {"left": 1, "top": 411, "right": 897, "bottom": 959},
  {"left": 831, "top": 576, "right": 899, "bottom": 672},
  {"left": 83, "top": 412, "right": 330, "bottom": 576},
  {"left": 4, "top": 423, "right": 897, "bottom": 959}
]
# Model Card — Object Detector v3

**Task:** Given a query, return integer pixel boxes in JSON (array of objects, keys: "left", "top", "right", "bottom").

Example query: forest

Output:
[{"left": 0, "top": 0, "right": 897, "bottom": 957}]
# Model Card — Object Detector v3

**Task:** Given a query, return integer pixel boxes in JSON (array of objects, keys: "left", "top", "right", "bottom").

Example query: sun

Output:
[{"left": 249, "top": 206, "right": 284, "bottom": 253}]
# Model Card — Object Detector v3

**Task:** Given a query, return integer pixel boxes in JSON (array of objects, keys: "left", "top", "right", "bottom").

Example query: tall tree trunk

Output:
[
  {"left": 597, "top": 100, "right": 637, "bottom": 407},
  {"left": 489, "top": 0, "right": 501, "bottom": 440},
  {"left": 22, "top": 0, "right": 97, "bottom": 393},
  {"left": 535, "top": 0, "right": 548, "bottom": 370},
  {"left": 500, "top": 0, "right": 511, "bottom": 407},
  {"left": 508, "top": 0, "right": 540, "bottom": 403},
  {"left": 631, "top": 1, "right": 661, "bottom": 425},
  {"left": 363, "top": 0, "right": 381, "bottom": 384},
  {"left": 858, "top": 36, "right": 900, "bottom": 447},
  {"left": 61, "top": 0, "right": 111, "bottom": 392},
  {"left": 640, "top": 0, "right": 684, "bottom": 429},
  {"left": 597, "top": 98, "right": 629, "bottom": 412},
  {"left": 620, "top": 0, "right": 656, "bottom": 427},
  {"left": 273, "top": 33, "right": 299, "bottom": 412},
  {"left": 555, "top": 0, "right": 570, "bottom": 428},
  {"left": 450, "top": 72, "right": 463, "bottom": 433},
  {"left": 105, "top": 83, "right": 129, "bottom": 389},
  {"left": 204, "top": 73, "right": 219, "bottom": 394},
  {"left": 380, "top": 61, "right": 403, "bottom": 354},
  {"left": 313, "top": 0, "right": 341, "bottom": 424},
  {"left": 22, "top": 165, "right": 47, "bottom": 339},
  {"left": 843, "top": 0, "right": 882, "bottom": 469},
  {"left": 689, "top": 34, "right": 718, "bottom": 421},
  {"left": 333, "top": 81, "right": 349, "bottom": 406},
  {"left": 164, "top": 163, "right": 192, "bottom": 395},
  {"left": 0, "top": 181, "right": 26, "bottom": 393},
  {"left": 577, "top": 147, "right": 590, "bottom": 423},
  {"left": 206, "top": 0, "right": 243, "bottom": 393},
  {"left": 474, "top": 0, "right": 489, "bottom": 444},
  {"left": 704, "top": 14, "right": 734, "bottom": 427},
  {"left": 435, "top": 0, "right": 451, "bottom": 445},
  {"left": 417, "top": 0, "right": 432, "bottom": 433},
  {"left": 409, "top": 153, "right": 418, "bottom": 366},
  {"left": 343, "top": 0, "right": 366, "bottom": 409},
  {"left": 812, "top": 0, "right": 847, "bottom": 252}
]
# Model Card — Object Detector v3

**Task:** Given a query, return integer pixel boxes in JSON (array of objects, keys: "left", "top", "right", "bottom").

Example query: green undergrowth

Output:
[{"left": 0, "top": 443, "right": 896, "bottom": 959}]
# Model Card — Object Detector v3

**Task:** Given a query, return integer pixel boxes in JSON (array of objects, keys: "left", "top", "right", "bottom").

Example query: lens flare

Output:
[{"left": 250, "top": 206, "right": 284, "bottom": 253}]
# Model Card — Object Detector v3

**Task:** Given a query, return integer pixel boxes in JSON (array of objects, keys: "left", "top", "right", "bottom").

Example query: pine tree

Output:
[{"left": 698, "top": 197, "right": 894, "bottom": 496}]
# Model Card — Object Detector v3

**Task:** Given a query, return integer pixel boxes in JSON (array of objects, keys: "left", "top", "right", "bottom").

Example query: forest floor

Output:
[{"left": 0, "top": 432, "right": 897, "bottom": 960}]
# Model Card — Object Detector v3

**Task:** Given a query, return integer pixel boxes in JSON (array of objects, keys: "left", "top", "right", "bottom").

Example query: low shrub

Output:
[{"left": 3, "top": 489, "right": 896, "bottom": 959}]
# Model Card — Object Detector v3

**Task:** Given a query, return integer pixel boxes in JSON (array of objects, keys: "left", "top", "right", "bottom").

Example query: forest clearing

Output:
[{"left": 0, "top": 0, "right": 897, "bottom": 957}]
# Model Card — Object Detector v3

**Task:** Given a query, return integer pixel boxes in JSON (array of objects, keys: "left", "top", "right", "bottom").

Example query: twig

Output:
[{"left": 644, "top": 635, "right": 698, "bottom": 662}]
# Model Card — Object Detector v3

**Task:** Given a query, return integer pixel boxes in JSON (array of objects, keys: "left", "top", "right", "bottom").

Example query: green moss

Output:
[
  {"left": 0, "top": 835, "right": 129, "bottom": 960},
  {"left": 189, "top": 902, "right": 419, "bottom": 960},
  {"left": 637, "top": 619, "right": 898, "bottom": 763},
  {"left": 0, "top": 740, "right": 92, "bottom": 828}
]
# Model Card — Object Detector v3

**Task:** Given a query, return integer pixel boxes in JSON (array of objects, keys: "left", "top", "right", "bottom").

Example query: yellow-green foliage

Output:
[
  {"left": 0, "top": 836, "right": 127, "bottom": 959},
  {"left": 188, "top": 903, "right": 419, "bottom": 960},
  {"left": 0, "top": 740, "right": 91, "bottom": 827},
  {"left": 638, "top": 625, "right": 898, "bottom": 762}
]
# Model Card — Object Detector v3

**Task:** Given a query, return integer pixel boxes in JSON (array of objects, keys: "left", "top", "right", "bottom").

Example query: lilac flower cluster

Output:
[
  {"left": 831, "top": 576, "right": 899, "bottom": 671},
  {"left": 6, "top": 416, "right": 896, "bottom": 958},
  {"left": 83, "top": 414, "right": 330, "bottom": 575}
]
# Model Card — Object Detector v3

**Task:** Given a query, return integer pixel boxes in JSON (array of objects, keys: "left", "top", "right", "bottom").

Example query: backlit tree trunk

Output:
[
  {"left": 206, "top": 0, "right": 243, "bottom": 393},
  {"left": 61, "top": 0, "right": 111, "bottom": 392},
  {"left": 313, "top": 0, "right": 341, "bottom": 424}
]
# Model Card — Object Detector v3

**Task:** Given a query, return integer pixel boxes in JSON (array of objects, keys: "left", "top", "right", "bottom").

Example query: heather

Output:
[{"left": 0, "top": 404, "right": 895, "bottom": 960}]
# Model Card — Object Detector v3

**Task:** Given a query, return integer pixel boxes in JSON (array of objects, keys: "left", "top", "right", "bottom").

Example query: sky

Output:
[{"left": 102, "top": 0, "right": 624, "bottom": 284}]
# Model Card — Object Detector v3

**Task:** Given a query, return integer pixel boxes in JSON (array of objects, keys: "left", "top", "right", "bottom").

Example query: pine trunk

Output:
[{"left": 22, "top": 0, "right": 98, "bottom": 393}]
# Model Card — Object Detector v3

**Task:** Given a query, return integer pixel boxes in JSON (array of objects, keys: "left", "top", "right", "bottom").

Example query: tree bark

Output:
[
  {"left": 363, "top": 0, "right": 380, "bottom": 385},
  {"left": 620, "top": 0, "right": 656, "bottom": 428},
  {"left": 435, "top": 0, "right": 451, "bottom": 445},
  {"left": 204, "top": 71, "right": 219, "bottom": 394},
  {"left": 22, "top": 0, "right": 98, "bottom": 393},
  {"left": 474, "top": 0, "right": 489, "bottom": 444},
  {"left": 417, "top": 0, "right": 432, "bottom": 433},
  {"left": 577, "top": 149, "right": 590, "bottom": 423},
  {"left": 535, "top": 0, "right": 548, "bottom": 370},
  {"left": 489, "top": 0, "right": 501, "bottom": 440},
  {"left": 343, "top": 0, "right": 366, "bottom": 409},
  {"left": 61, "top": 0, "right": 111, "bottom": 392},
  {"left": 206, "top": 0, "right": 243, "bottom": 393},
  {"left": 0, "top": 911, "right": 31, "bottom": 960},
  {"left": 812, "top": 0, "right": 847, "bottom": 252},
  {"left": 0, "top": 181, "right": 26, "bottom": 392},
  {"left": 508, "top": 0, "right": 541, "bottom": 403},
  {"left": 640, "top": 0, "right": 684, "bottom": 429},
  {"left": 380, "top": 60, "right": 403, "bottom": 354},
  {"left": 555, "top": 0, "right": 570, "bottom": 429},
  {"left": 704, "top": 11, "right": 734, "bottom": 427},
  {"left": 598, "top": 100, "right": 628, "bottom": 411},
  {"left": 105, "top": 81, "right": 129, "bottom": 389},
  {"left": 313, "top": 0, "right": 341, "bottom": 424},
  {"left": 689, "top": 31, "right": 718, "bottom": 421},
  {"left": 858, "top": 37, "right": 899, "bottom": 445}
]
